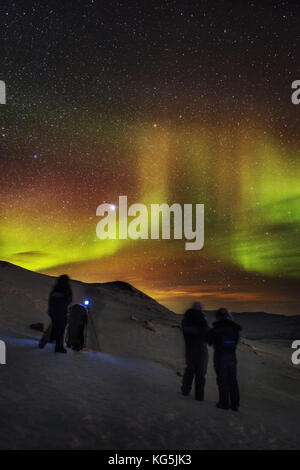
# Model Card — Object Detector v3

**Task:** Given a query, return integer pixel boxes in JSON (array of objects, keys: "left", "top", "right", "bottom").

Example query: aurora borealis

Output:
[{"left": 1, "top": 1, "right": 300, "bottom": 315}]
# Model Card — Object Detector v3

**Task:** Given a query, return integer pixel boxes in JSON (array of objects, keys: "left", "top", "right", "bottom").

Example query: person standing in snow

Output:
[
  {"left": 47, "top": 275, "right": 72, "bottom": 353},
  {"left": 66, "top": 304, "right": 88, "bottom": 351},
  {"left": 207, "top": 308, "right": 241, "bottom": 411},
  {"left": 181, "top": 302, "right": 209, "bottom": 401}
]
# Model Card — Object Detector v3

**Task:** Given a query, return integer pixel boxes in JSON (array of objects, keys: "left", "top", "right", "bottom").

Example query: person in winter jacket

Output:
[
  {"left": 181, "top": 302, "right": 209, "bottom": 401},
  {"left": 66, "top": 304, "right": 88, "bottom": 351},
  {"left": 207, "top": 308, "right": 241, "bottom": 411},
  {"left": 47, "top": 275, "right": 72, "bottom": 353}
]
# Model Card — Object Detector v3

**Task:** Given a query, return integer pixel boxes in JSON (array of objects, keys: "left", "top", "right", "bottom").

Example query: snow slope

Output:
[
  {"left": 0, "top": 261, "right": 300, "bottom": 450},
  {"left": 0, "top": 261, "right": 184, "bottom": 370}
]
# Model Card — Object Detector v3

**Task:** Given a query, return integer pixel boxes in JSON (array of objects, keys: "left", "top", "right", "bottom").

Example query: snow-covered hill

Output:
[
  {"left": 0, "top": 261, "right": 183, "bottom": 370},
  {"left": 0, "top": 261, "right": 300, "bottom": 450}
]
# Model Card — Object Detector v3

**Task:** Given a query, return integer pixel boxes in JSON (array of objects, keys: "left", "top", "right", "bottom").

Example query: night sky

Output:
[{"left": 1, "top": 0, "right": 300, "bottom": 315}]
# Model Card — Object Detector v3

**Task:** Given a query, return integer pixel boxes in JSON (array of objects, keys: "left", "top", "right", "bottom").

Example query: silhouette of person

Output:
[
  {"left": 47, "top": 275, "right": 72, "bottom": 353},
  {"left": 66, "top": 304, "right": 88, "bottom": 351},
  {"left": 181, "top": 302, "right": 209, "bottom": 401},
  {"left": 207, "top": 308, "right": 241, "bottom": 411}
]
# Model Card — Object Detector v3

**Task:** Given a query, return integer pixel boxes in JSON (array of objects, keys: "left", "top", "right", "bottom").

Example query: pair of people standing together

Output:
[
  {"left": 181, "top": 302, "right": 241, "bottom": 411},
  {"left": 39, "top": 275, "right": 88, "bottom": 353}
]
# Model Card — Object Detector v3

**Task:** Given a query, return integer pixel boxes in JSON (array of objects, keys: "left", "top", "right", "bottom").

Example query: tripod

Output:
[{"left": 87, "top": 306, "right": 101, "bottom": 351}]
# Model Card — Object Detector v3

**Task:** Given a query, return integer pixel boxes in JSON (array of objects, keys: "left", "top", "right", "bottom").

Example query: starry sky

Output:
[{"left": 1, "top": 0, "right": 300, "bottom": 315}]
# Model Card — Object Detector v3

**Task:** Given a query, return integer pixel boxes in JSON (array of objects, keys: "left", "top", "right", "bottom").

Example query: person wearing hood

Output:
[
  {"left": 66, "top": 303, "right": 88, "bottom": 351},
  {"left": 207, "top": 308, "right": 241, "bottom": 411},
  {"left": 47, "top": 274, "right": 72, "bottom": 353},
  {"left": 181, "top": 302, "right": 209, "bottom": 401}
]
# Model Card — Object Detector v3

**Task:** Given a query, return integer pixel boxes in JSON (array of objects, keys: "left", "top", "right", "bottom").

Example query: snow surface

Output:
[{"left": 0, "top": 262, "right": 300, "bottom": 450}]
